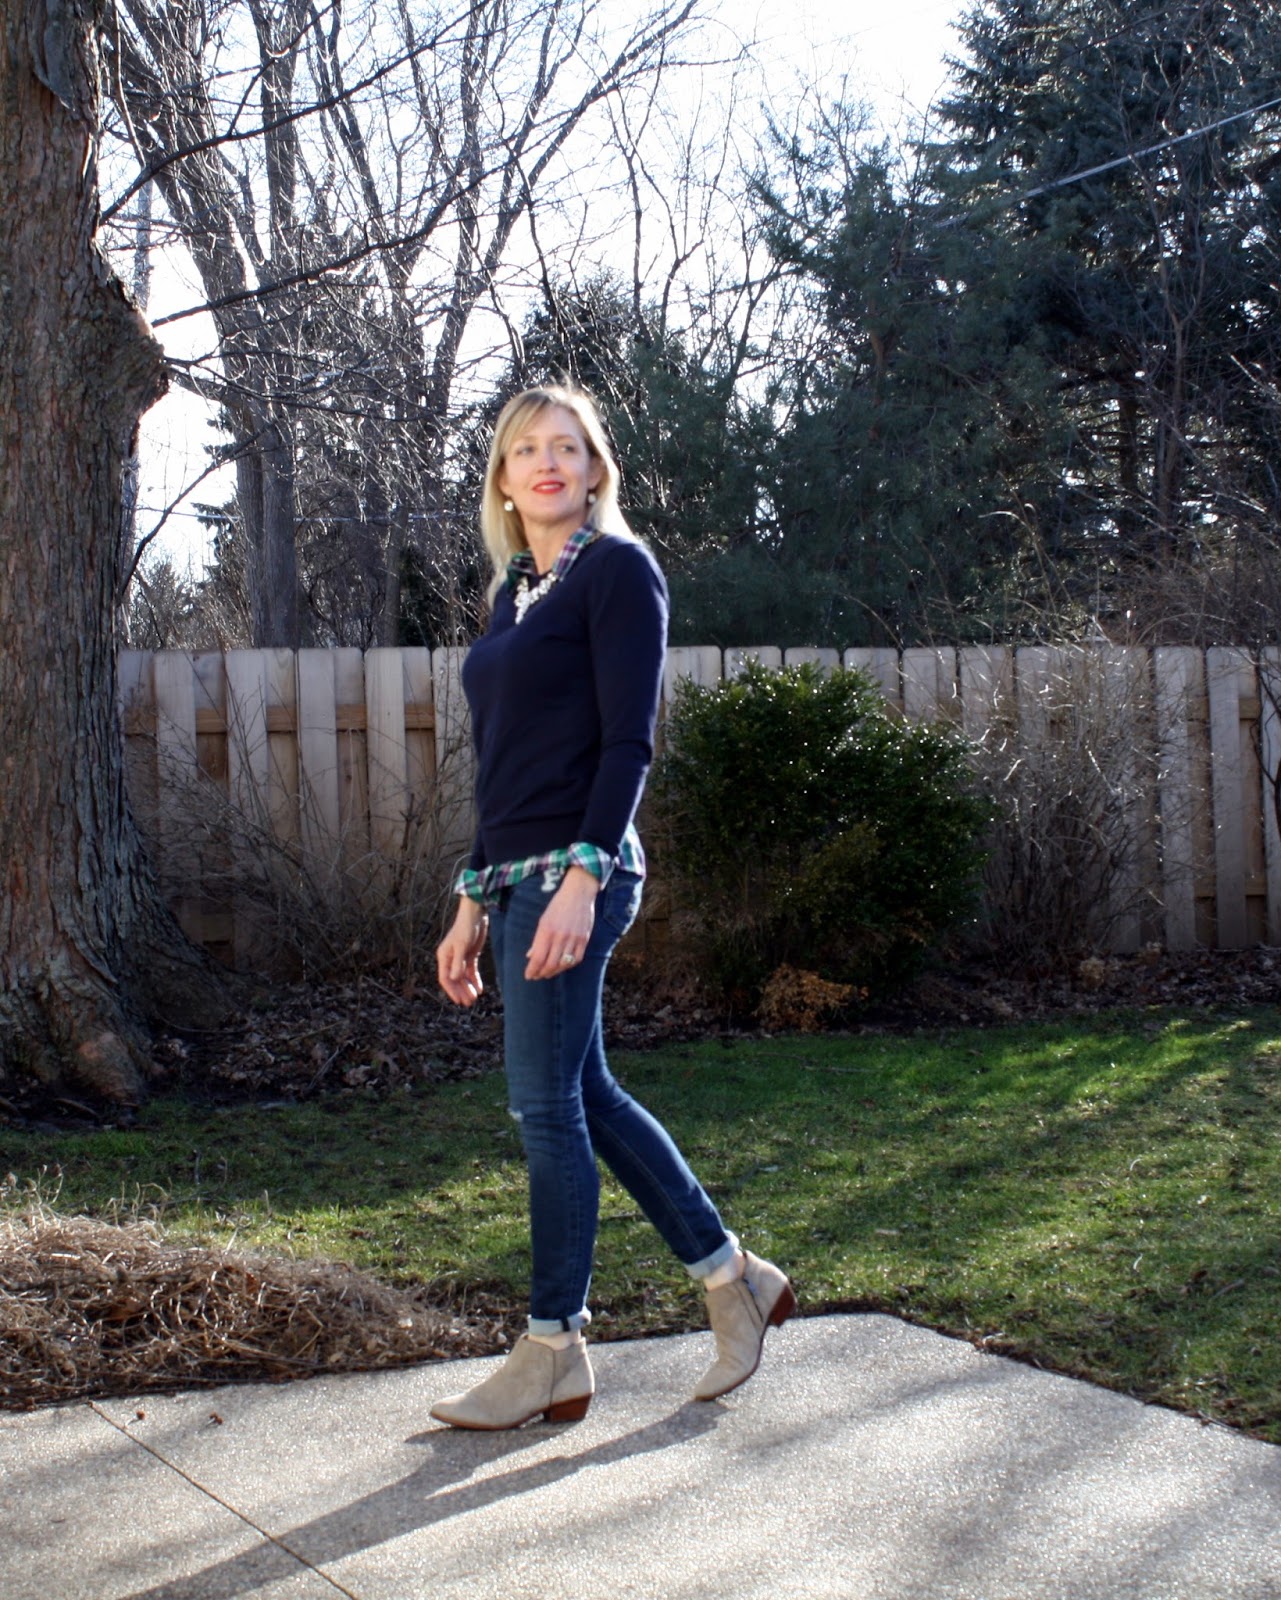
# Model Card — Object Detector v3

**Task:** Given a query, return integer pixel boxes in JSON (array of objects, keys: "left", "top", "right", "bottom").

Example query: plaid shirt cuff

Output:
[
  {"left": 565, "top": 842, "right": 615, "bottom": 884},
  {"left": 455, "top": 868, "right": 488, "bottom": 903}
]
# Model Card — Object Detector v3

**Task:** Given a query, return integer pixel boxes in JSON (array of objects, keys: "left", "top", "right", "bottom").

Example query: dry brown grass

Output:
[{"left": 0, "top": 1202, "right": 477, "bottom": 1410}]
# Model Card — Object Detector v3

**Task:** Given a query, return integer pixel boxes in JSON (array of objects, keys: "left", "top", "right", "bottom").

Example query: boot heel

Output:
[
  {"left": 769, "top": 1283, "right": 798, "bottom": 1328},
  {"left": 545, "top": 1393, "right": 592, "bottom": 1423}
]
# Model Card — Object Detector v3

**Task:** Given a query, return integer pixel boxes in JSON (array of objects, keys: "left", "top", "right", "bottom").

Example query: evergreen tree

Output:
[
  {"left": 759, "top": 0, "right": 1281, "bottom": 643},
  {"left": 759, "top": 134, "right": 1069, "bottom": 645},
  {"left": 938, "top": 0, "right": 1281, "bottom": 586}
]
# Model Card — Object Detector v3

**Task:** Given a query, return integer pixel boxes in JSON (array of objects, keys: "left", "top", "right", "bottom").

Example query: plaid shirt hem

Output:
[{"left": 456, "top": 826, "right": 646, "bottom": 908}]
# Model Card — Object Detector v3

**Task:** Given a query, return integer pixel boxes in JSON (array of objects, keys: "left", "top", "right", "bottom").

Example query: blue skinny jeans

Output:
[{"left": 489, "top": 868, "right": 736, "bottom": 1334}]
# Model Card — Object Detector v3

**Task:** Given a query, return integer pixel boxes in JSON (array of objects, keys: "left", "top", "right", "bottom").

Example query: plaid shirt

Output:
[
  {"left": 505, "top": 524, "right": 595, "bottom": 597},
  {"left": 455, "top": 526, "right": 648, "bottom": 908},
  {"left": 456, "top": 828, "right": 646, "bottom": 908}
]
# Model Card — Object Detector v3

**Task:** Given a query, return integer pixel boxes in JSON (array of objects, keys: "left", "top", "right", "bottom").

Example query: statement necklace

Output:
[{"left": 513, "top": 568, "right": 559, "bottom": 624}]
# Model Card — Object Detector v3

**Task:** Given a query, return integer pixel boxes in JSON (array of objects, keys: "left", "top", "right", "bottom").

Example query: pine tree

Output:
[
  {"left": 760, "top": 0, "right": 1281, "bottom": 642},
  {"left": 935, "top": 0, "right": 1281, "bottom": 588}
]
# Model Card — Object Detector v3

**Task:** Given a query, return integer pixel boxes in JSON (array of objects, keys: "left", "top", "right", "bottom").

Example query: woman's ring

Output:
[{"left": 560, "top": 951, "right": 575, "bottom": 965}]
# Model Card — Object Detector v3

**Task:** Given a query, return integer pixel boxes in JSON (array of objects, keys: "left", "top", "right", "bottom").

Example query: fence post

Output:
[
  {"left": 1206, "top": 647, "right": 1260, "bottom": 948},
  {"left": 783, "top": 645, "right": 840, "bottom": 675},
  {"left": 725, "top": 645, "right": 782, "bottom": 679},
  {"left": 431, "top": 645, "right": 475, "bottom": 876},
  {"left": 901, "top": 647, "right": 958, "bottom": 723},
  {"left": 401, "top": 645, "right": 435, "bottom": 841},
  {"left": 1260, "top": 648, "right": 1281, "bottom": 945},
  {"left": 223, "top": 650, "right": 273, "bottom": 965},
  {"left": 365, "top": 646, "right": 411, "bottom": 873},
  {"left": 958, "top": 646, "right": 1013, "bottom": 742},
  {"left": 1154, "top": 647, "right": 1203, "bottom": 950},
  {"left": 296, "top": 648, "right": 341, "bottom": 866},
  {"left": 663, "top": 645, "right": 723, "bottom": 702},
  {"left": 151, "top": 650, "right": 205, "bottom": 948},
  {"left": 1100, "top": 645, "right": 1153, "bottom": 954},
  {"left": 844, "top": 647, "right": 901, "bottom": 708}
]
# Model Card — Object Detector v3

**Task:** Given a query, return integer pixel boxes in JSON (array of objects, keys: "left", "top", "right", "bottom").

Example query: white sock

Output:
[
  {"left": 527, "top": 1329, "right": 583, "bottom": 1351},
  {"left": 703, "top": 1250, "right": 747, "bottom": 1291}
]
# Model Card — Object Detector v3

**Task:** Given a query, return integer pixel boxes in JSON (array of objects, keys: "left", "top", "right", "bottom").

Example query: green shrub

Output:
[{"left": 652, "top": 660, "right": 989, "bottom": 1004}]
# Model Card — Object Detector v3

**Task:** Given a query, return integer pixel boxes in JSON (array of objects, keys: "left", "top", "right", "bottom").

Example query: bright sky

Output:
[
  {"left": 752, "top": 0, "right": 962, "bottom": 121},
  {"left": 133, "top": 0, "right": 967, "bottom": 575}
]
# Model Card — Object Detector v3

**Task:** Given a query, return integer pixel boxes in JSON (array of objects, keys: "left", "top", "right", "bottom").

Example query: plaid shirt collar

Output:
[{"left": 504, "top": 525, "right": 596, "bottom": 591}]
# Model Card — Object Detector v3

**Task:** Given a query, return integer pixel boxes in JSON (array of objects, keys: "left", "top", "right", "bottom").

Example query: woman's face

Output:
[{"left": 498, "top": 404, "right": 604, "bottom": 544}]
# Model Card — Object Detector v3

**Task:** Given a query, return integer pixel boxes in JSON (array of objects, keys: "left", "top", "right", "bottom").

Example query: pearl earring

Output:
[
  {"left": 587, "top": 491, "right": 597, "bottom": 505},
  {"left": 503, "top": 498, "right": 514, "bottom": 513}
]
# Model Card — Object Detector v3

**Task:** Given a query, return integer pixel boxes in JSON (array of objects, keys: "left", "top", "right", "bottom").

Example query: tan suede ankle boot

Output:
[
  {"left": 694, "top": 1251, "right": 796, "bottom": 1401},
  {"left": 430, "top": 1334, "right": 594, "bottom": 1430}
]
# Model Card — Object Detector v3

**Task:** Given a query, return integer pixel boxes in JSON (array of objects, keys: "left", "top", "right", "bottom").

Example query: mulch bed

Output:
[
  {"left": 3, "top": 947, "right": 1277, "bottom": 1121},
  {"left": 855, "top": 943, "right": 1281, "bottom": 1029},
  {"left": 152, "top": 943, "right": 1281, "bottom": 1103}
]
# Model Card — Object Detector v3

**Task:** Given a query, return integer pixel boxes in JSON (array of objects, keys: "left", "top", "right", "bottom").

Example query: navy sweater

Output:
[{"left": 462, "top": 534, "right": 669, "bottom": 871}]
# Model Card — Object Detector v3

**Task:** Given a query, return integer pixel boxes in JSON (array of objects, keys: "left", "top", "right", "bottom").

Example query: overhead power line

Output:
[{"left": 1007, "top": 93, "right": 1281, "bottom": 208}]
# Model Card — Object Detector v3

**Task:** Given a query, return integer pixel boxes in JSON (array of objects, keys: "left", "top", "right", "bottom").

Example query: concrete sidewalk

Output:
[{"left": 3, "top": 1314, "right": 1278, "bottom": 1600}]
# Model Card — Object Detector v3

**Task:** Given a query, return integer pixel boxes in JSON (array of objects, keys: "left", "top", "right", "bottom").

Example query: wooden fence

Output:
[
  {"left": 118, "top": 646, "right": 474, "bottom": 967},
  {"left": 118, "top": 643, "right": 1281, "bottom": 966}
]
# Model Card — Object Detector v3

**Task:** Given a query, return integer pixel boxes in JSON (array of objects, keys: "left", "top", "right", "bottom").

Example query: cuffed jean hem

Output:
[
  {"left": 528, "top": 1307, "right": 593, "bottom": 1337},
  {"left": 684, "top": 1231, "right": 740, "bottom": 1281}
]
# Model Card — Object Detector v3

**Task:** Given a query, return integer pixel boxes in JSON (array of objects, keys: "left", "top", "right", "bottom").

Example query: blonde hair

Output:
[{"left": 480, "top": 385, "right": 631, "bottom": 599}]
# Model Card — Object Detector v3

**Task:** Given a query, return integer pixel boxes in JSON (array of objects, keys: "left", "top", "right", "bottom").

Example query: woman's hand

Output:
[
  {"left": 437, "top": 898, "right": 488, "bottom": 1007},
  {"left": 524, "top": 865, "right": 600, "bottom": 980}
]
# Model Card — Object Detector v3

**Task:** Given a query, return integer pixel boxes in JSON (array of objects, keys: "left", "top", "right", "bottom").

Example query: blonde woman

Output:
[{"left": 431, "top": 385, "right": 794, "bottom": 1429}]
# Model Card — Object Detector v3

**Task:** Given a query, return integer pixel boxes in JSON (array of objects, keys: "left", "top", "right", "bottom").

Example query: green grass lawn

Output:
[{"left": 3, "top": 1007, "right": 1279, "bottom": 1440}]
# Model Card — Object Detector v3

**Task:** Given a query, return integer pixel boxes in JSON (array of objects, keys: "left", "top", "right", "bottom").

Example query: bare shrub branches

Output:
[
  {"left": 103, "top": 0, "right": 717, "bottom": 649},
  {"left": 970, "top": 645, "right": 1164, "bottom": 964}
]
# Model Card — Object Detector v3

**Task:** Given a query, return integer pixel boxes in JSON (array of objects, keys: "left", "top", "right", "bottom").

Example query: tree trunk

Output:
[
  {"left": 234, "top": 412, "right": 302, "bottom": 648},
  {"left": 0, "top": 0, "right": 228, "bottom": 1106}
]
